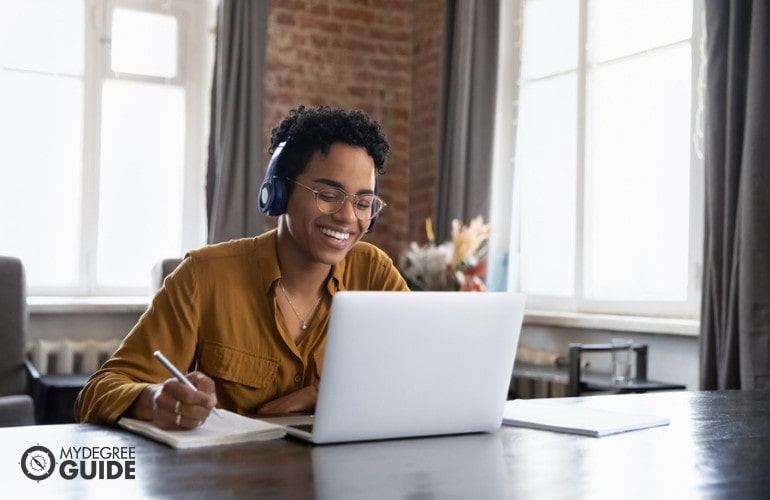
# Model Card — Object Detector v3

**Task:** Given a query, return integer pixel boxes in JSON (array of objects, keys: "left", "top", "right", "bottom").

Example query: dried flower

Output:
[
  {"left": 451, "top": 216, "right": 491, "bottom": 268},
  {"left": 400, "top": 216, "right": 490, "bottom": 291}
]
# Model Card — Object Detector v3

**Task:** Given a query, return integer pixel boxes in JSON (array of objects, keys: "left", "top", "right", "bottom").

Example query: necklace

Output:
[{"left": 278, "top": 280, "right": 323, "bottom": 331}]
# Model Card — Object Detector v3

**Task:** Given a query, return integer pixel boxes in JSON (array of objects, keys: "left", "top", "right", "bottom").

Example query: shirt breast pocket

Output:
[{"left": 198, "top": 341, "right": 278, "bottom": 389}]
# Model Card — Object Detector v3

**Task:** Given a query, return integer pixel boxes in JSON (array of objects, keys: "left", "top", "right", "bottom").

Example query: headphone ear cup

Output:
[
  {"left": 259, "top": 176, "right": 288, "bottom": 216},
  {"left": 271, "top": 177, "right": 287, "bottom": 215},
  {"left": 258, "top": 141, "right": 288, "bottom": 216}
]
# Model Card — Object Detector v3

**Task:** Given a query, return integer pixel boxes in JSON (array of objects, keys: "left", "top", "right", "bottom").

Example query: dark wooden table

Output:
[{"left": 3, "top": 390, "right": 769, "bottom": 499}]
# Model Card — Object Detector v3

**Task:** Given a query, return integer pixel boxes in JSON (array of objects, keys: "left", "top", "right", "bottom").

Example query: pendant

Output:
[{"left": 301, "top": 324, "right": 308, "bottom": 331}]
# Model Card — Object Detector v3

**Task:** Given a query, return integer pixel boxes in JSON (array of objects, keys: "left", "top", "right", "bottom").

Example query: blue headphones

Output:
[
  {"left": 257, "top": 140, "right": 379, "bottom": 232},
  {"left": 258, "top": 141, "right": 289, "bottom": 216}
]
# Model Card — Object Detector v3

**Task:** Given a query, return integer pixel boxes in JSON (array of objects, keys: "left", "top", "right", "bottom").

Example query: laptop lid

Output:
[{"left": 288, "top": 291, "right": 525, "bottom": 444}]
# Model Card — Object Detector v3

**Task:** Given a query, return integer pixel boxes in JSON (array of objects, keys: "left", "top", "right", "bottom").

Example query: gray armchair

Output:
[
  {"left": 152, "top": 258, "right": 183, "bottom": 292},
  {"left": 0, "top": 256, "right": 35, "bottom": 426}
]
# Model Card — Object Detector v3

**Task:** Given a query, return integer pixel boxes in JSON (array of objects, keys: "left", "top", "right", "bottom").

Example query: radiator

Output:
[{"left": 27, "top": 338, "right": 123, "bottom": 375}]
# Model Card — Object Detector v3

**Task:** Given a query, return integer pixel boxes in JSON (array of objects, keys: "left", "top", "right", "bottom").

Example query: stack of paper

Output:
[
  {"left": 502, "top": 399, "right": 670, "bottom": 437},
  {"left": 118, "top": 409, "right": 286, "bottom": 448}
]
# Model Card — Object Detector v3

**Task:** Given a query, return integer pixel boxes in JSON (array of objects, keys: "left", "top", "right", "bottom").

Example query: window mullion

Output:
[
  {"left": 80, "top": 0, "right": 107, "bottom": 295},
  {"left": 574, "top": 0, "right": 588, "bottom": 310},
  {"left": 181, "top": 1, "right": 209, "bottom": 254},
  {"left": 687, "top": 0, "right": 706, "bottom": 315}
]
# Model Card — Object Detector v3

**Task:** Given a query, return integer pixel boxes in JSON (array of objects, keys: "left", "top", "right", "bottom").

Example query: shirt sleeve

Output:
[
  {"left": 337, "top": 242, "right": 411, "bottom": 291},
  {"left": 74, "top": 257, "right": 200, "bottom": 424}
]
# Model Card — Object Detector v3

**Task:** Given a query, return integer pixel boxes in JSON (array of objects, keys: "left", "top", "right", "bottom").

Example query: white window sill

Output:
[
  {"left": 27, "top": 297, "right": 701, "bottom": 336},
  {"left": 27, "top": 296, "right": 150, "bottom": 315},
  {"left": 524, "top": 309, "right": 700, "bottom": 337}
]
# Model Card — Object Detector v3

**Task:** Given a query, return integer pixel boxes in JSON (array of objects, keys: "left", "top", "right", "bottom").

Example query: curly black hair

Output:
[{"left": 269, "top": 105, "right": 390, "bottom": 180}]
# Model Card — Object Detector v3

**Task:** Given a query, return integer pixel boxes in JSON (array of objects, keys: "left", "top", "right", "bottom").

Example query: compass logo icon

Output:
[{"left": 20, "top": 445, "right": 56, "bottom": 481}]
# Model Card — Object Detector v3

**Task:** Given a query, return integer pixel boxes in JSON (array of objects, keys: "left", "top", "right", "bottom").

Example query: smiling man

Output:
[{"left": 75, "top": 106, "right": 409, "bottom": 428}]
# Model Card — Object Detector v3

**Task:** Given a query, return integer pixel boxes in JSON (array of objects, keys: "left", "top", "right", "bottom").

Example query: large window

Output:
[
  {"left": 0, "top": 0, "right": 213, "bottom": 296},
  {"left": 501, "top": 0, "right": 703, "bottom": 318}
]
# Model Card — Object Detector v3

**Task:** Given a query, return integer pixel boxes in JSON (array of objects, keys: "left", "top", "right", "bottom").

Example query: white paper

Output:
[{"left": 502, "top": 399, "right": 670, "bottom": 437}]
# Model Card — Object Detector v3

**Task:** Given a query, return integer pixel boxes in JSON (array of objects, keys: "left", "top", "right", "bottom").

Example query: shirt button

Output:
[{"left": 294, "top": 375, "right": 302, "bottom": 383}]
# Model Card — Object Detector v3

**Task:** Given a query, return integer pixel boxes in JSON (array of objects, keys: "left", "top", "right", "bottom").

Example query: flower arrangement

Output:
[{"left": 400, "top": 216, "right": 491, "bottom": 291}]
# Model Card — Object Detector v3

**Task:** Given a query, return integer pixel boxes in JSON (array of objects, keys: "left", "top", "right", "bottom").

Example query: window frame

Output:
[
  {"left": 13, "top": 0, "right": 213, "bottom": 297},
  {"left": 491, "top": 0, "right": 705, "bottom": 322}
]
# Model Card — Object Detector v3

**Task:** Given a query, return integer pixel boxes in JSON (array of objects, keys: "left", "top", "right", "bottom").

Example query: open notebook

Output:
[
  {"left": 118, "top": 409, "right": 285, "bottom": 448},
  {"left": 281, "top": 291, "right": 526, "bottom": 444}
]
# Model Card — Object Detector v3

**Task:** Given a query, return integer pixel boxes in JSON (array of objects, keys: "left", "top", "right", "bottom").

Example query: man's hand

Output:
[{"left": 257, "top": 385, "right": 317, "bottom": 416}]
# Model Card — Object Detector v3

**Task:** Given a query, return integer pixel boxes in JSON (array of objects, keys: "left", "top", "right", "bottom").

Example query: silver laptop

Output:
[{"left": 281, "top": 291, "right": 526, "bottom": 444}]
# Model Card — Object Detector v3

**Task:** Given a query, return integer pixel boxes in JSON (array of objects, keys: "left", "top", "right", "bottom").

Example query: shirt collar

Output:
[{"left": 255, "top": 228, "right": 346, "bottom": 296}]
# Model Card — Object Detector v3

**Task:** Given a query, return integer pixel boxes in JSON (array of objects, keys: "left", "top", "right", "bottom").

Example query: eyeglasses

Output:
[{"left": 287, "top": 179, "right": 386, "bottom": 221}]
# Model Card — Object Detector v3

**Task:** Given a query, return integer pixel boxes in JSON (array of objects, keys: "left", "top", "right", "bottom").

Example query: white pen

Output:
[{"left": 153, "top": 350, "right": 222, "bottom": 418}]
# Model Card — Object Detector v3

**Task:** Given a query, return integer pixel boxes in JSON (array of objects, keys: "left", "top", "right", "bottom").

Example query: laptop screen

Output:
[{"left": 304, "top": 291, "right": 526, "bottom": 444}]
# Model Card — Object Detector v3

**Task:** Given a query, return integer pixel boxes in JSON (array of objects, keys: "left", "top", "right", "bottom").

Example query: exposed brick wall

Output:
[
  {"left": 409, "top": 0, "right": 443, "bottom": 247},
  {"left": 263, "top": 0, "right": 444, "bottom": 263}
]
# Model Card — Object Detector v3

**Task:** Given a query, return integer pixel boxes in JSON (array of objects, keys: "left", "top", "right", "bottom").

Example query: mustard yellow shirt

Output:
[{"left": 74, "top": 229, "right": 409, "bottom": 424}]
